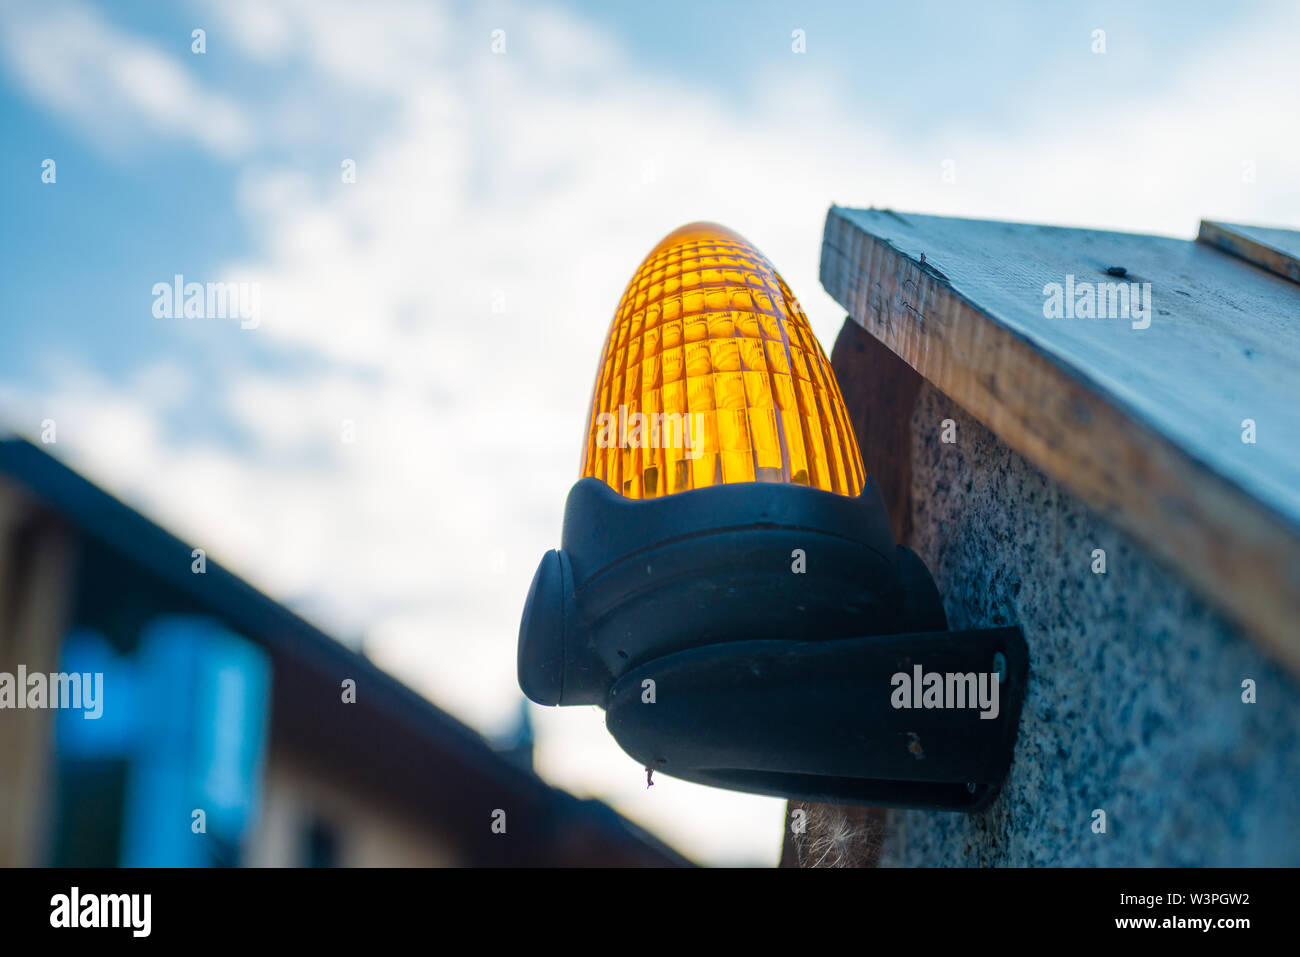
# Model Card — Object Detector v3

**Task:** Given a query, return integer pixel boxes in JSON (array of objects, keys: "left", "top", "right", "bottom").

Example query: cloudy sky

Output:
[{"left": 2, "top": 0, "right": 1297, "bottom": 865}]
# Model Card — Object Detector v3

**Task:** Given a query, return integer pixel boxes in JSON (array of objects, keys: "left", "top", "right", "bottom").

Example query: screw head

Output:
[{"left": 992, "top": 652, "right": 1007, "bottom": 683}]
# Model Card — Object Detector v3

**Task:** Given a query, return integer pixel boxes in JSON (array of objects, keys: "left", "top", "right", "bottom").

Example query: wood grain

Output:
[{"left": 1198, "top": 220, "right": 1300, "bottom": 285}]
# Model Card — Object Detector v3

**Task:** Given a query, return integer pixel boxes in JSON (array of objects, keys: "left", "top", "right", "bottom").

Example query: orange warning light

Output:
[{"left": 580, "top": 222, "right": 865, "bottom": 499}]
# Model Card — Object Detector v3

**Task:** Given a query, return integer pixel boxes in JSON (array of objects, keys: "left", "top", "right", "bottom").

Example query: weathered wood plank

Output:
[
  {"left": 819, "top": 207, "right": 1300, "bottom": 675},
  {"left": 1198, "top": 220, "right": 1300, "bottom": 285}
]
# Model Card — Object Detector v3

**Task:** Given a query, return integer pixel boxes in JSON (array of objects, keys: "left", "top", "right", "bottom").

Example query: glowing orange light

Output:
[{"left": 581, "top": 222, "right": 865, "bottom": 499}]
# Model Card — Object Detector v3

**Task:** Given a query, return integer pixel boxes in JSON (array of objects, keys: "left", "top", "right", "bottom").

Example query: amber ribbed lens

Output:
[{"left": 581, "top": 222, "right": 865, "bottom": 499}]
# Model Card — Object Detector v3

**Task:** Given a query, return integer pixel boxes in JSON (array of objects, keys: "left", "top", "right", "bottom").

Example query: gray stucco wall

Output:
[{"left": 878, "top": 383, "right": 1300, "bottom": 866}]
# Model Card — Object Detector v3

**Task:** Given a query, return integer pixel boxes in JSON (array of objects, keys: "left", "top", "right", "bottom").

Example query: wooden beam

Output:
[
  {"left": 1198, "top": 220, "right": 1300, "bottom": 285},
  {"left": 820, "top": 207, "right": 1300, "bottom": 676}
]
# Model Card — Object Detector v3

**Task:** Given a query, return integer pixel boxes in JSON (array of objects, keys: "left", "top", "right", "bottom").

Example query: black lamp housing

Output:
[{"left": 518, "top": 475, "right": 1028, "bottom": 812}]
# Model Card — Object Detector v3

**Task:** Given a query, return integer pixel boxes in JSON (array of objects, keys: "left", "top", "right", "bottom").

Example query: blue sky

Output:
[{"left": 2, "top": 0, "right": 1297, "bottom": 865}]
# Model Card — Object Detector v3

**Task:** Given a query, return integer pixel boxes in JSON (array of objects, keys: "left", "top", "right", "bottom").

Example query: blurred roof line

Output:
[{"left": 0, "top": 435, "right": 691, "bottom": 866}]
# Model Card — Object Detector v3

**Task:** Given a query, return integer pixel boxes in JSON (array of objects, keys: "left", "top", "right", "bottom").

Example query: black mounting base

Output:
[
  {"left": 606, "top": 626, "right": 1028, "bottom": 811},
  {"left": 518, "top": 477, "right": 1031, "bottom": 811}
]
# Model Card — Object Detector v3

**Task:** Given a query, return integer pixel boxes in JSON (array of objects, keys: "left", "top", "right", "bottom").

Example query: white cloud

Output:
[
  {"left": 204, "top": 0, "right": 452, "bottom": 91},
  {"left": 0, "top": 0, "right": 251, "bottom": 157}
]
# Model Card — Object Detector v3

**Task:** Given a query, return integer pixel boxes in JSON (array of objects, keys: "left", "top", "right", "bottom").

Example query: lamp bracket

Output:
[
  {"left": 518, "top": 478, "right": 1030, "bottom": 810},
  {"left": 606, "top": 626, "right": 1028, "bottom": 811}
]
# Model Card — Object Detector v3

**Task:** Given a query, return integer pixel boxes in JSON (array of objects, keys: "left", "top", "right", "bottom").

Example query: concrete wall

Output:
[{"left": 877, "top": 383, "right": 1300, "bottom": 866}]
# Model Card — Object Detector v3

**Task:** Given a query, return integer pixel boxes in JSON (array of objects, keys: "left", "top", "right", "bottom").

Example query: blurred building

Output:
[{"left": 0, "top": 437, "right": 688, "bottom": 867}]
